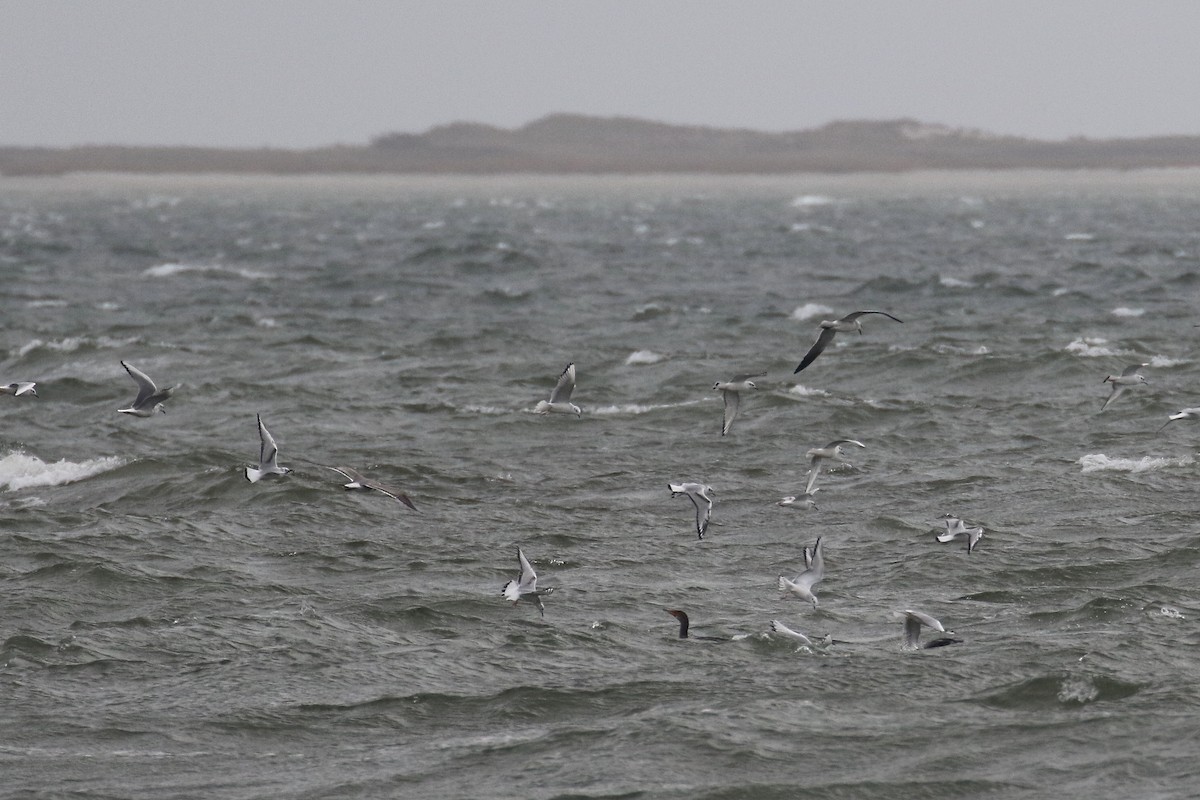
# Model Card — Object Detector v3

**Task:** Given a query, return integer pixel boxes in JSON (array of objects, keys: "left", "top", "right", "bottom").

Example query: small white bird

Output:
[
  {"left": 1, "top": 382, "right": 38, "bottom": 398},
  {"left": 804, "top": 439, "right": 865, "bottom": 495},
  {"left": 117, "top": 360, "right": 177, "bottom": 416},
  {"left": 1159, "top": 407, "right": 1200, "bottom": 433},
  {"left": 936, "top": 515, "right": 985, "bottom": 554},
  {"left": 713, "top": 371, "right": 765, "bottom": 436},
  {"left": 778, "top": 536, "right": 825, "bottom": 608},
  {"left": 777, "top": 489, "right": 820, "bottom": 511},
  {"left": 501, "top": 547, "right": 553, "bottom": 617},
  {"left": 769, "top": 619, "right": 818, "bottom": 648},
  {"left": 669, "top": 482, "right": 715, "bottom": 539},
  {"left": 794, "top": 310, "right": 903, "bottom": 373},
  {"left": 324, "top": 466, "right": 417, "bottom": 510},
  {"left": 534, "top": 362, "right": 581, "bottom": 417},
  {"left": 245, "top": 413, "right": 292, "bottom": 483},
  {"left": 1100, "top": 363, "right": 1149, "bottom": 412},
  {"left": 898, "top": 609, "right": 961, "bottom": 650}
]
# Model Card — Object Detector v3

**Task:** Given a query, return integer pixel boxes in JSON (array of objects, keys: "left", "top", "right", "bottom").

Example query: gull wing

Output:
[
  {"left": 122, "top": 360, "right": 159, "bottom": 406},
  {"left": 843, "top": 310, "right": 903, "bottom": 325},
  {"left": 516, "top": 547, "right": 538, "bottom": 593},
  {"left": 720, "top": 390, "right": 740, "bottom": 436},
  {"left": 548, "top": 363, "right": 576, "bottom": 404},
  {"left": 257, "top": 414, "right": 280, "bottom": 469},
  {"left": 794, "top": 326, "right": 837, "bottom": 374}
]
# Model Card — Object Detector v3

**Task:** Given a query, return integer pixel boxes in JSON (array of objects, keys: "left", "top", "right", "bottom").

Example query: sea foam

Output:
[
  {"left": 0, "top": 450, "right": 124, "bottom": 491},
  {"left": 1077, "top": 453, "right": 1193, "bottom": 474},
  {"left": 790, "top": 303, "right": 834, "bottom": 321}
]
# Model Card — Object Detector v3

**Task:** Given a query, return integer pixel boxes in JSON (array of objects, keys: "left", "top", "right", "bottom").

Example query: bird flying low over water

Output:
[
  {"left": 118, "top": 360, "right": 177, "bottom": 416},
  {"left": 777, "top": 489, "right": 819, "bottom": 511},
  {"left": 502, "top": 548, "right": 553, "bottom": 617},
  {"left": 669, "top": 482, "right": 714, "bottom": 538},
  {"left": 936, "top": 515, "right": 985, "bottom": 554},
  {"left": 898, "top": 610, "right": 962, "bottom": 650},
  {"left": 1158, "top": 407, "right": 1200, "bottom": 433},
  {"left": 1, "top": 382, "right": 38, "bottom": 398},
  {"left": 804, "top": 439, "right": 865, "bottom": 495},
  {"left": 713, "top": 371, "right": 765, "bottom": 436},
  {"left": 794, "top": 310, "right": 903, "bottom": 373},
  {"left": 534, "top": 362, "right": 581, "bottom": 417},
  {"left": 1100, "top": 363, "right": 1149, "bottom": 412},
  {"left": 778, "top": 536, "right": 825, "bottom": 608},
  {"left": 324, "top": 465, "right": 417, "bottom": 510},
  {"left": 245, "top": 413, "right": 292, "bottom": 482}
]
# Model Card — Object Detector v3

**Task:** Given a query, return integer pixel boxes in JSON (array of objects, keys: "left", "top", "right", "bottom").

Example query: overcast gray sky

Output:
[{"left": 4, "top": 1, "right": 1199, "bottom": 148}]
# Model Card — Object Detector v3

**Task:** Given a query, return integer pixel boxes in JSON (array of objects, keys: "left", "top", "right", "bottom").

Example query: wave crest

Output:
[
  {"left": 1077, "top": 453, "right": 1193, "bottom": 474},
  {"left": 0, "top": 451, "right": 124, "bottom": 491}
]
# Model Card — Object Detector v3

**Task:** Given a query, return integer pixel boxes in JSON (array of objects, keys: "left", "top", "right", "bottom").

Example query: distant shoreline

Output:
[{"left": 7, "top": 114, "right": 1200, "bottom": 177}]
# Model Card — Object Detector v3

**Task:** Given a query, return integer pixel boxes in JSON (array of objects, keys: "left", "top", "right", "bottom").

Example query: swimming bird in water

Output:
[
  {"left": 502, "top": 547, "right": 553, "bottom": 618},
  {"left": 117, "top": 360, "right": 177, "bottom": 416},
  {"left": 1100, "top": 363, "right": 1149, "bottom": 412},
  {"left": 793, "top": 310, "right": 903, "bottom": 373},
  {"left": 1158, "top": 407, "right": 1200, "bottom": 433},
  {"left": 1, "top": 382, "right": 38, "bottom": 398},
  {"left": 245, "top": 413, "right": 292, "bottom": 483},
  {"left": 899, "top": 610, "right": 962, "bottom": 650},
  {"left": 713, "top": 371, "right": 765, "bottom": 435},
  {"left": 769, "top": 620, "right": 831, "bottom": 650},
  {"left": 324, "top": 466, "right": 417, "bottom": 510},
  {"left": 666, "top": 609, "right": 728, "bottom": 641},
  {"left": 778, "top": 535, "right": 825, "bottom": 607},
  {"left": 534, "top": 362, "right": 581, "bottom": 417},
  {"left": 777, "top": 489, "right": 820, "bottom": 510},
  {"left": 936, "top": 515, "right": 985, "bottom": 554},
  {"left": 669, "top": 482, "right": 714, "bottom": 538},
  {"left": 804, "top": 439, "right": 865, "bottom": 495}
]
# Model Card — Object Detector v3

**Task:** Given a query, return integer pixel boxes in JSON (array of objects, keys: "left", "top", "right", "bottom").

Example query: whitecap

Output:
[
  {"left": 25, "top": 299, "right": 68, "bottom": 308},
  {"left": 787, "top": 384, "right": 829, "bottom": 398},
  {"left": 1077, "top": 453, "right": 1194, "bottom": 474},
  {"left": 624, "top": 350, "right": 664, "bottom": 366},
  {"left": 15, "top": 335, "right": 137, "bottom": 359},
  {"left": 1064, "top": 232, "right": 1095, "bottom": 241},
  {"left": 0, "top": 451, "right": 124, "bottom": 492},
  {"left": 1149, "top": 355, "right": 1187, "bottom": 368},
  {"left": 1111, "top": 307, "right": 1144, "bottom": 318},
  {"left": 939, "top": 275, "right": 976, "bottom": 288},
  {"left": 590, "top": 399, "right": 704, "bottom": 416},
  {"left": 1065, "top": 337, "right": 1123, "bottom": 358},
  {"left": 790, "top": 303, "right": 834, "bottom": 321},
  {"left": 790, "top": 195, "right": 833, "bottom": 207},
  {"left": 143, "top": 262, "right": 271, "bottom": 280}
]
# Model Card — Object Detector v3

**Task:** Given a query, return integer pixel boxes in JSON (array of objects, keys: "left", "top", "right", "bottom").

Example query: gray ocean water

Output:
[{"left": 3, "top": 171, "right": 1200, "bottom": 799}]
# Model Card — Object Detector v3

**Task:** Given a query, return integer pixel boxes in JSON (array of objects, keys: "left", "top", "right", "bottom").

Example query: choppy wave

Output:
[
  {"left": 0, "top": 450, "right": 124, "bottom": 491},
  {"left": 1111, "top": 307, "right": 1145, "bottom": 318},
  {"left": 14, "top": 335, "right": 139, "bottom": 359},
  {"left": 1077, "top": 453, "right": 1194, "bottom": 474},
  {"left": 1064, "top": 337, "right": 1126, "bottom": 357}
]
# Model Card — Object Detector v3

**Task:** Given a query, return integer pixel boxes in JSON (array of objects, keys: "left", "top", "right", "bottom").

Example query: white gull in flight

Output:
[
  {"left": 1, "top": 382, "right": 38, "bottom": 398},
  {"left": 778, "top": 535, "right": 825, "bottom": 608},
  {"left": 502, "top": 547, "right": 553, "bottom": 617},
  {"left": 534, "top": 362, "right": 581, "bottom": 417},
  {"left": 1100, "top": 363, "right": 1149, "bottom": 412},
  {"left": 713, "top": 371, "right": 765, "bottom": 436},
  {"left": 669, "top": 482, "right": 714, "bottom": 539},
  {"left": 117, "top": 360, "right": 177, "bottom": 416},
  {"left": 245, "top": 413, "right": 292, "bottom": 482},
  {"left": 804, "top": 439, "right": 865, "bottom": 495}
]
